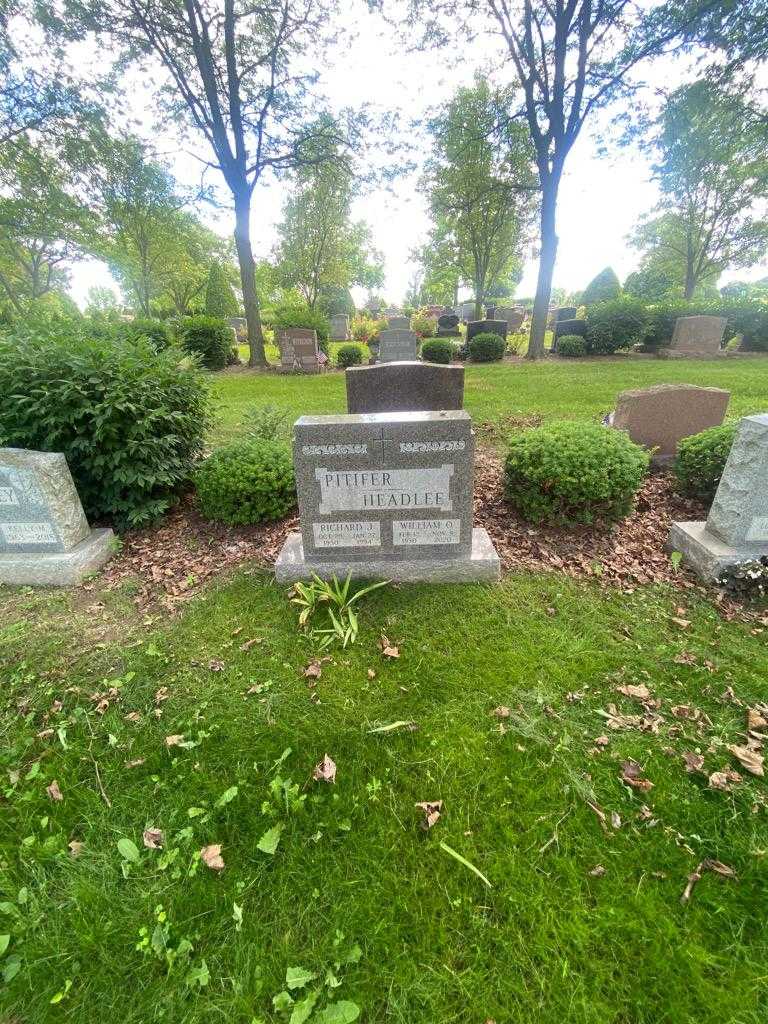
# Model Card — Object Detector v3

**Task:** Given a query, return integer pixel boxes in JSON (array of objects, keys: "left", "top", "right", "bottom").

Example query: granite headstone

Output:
[
  {"left": 669, "top": 413, "right": 768, "bottom": 578},
  {"left": 437, "top": 311, "right": 461, "bottom": 338},
  {"left": 378, "top": 328, "right": 419, "bottom": 363},
  {"left": 330, "top": 314, "right": 350, "bottom": 341},
  {"left": 0, "top": 448, "right": 114, "bottom": 586},
  {"left": 669, "top": 316, "right": 727, "bottom": 355},
  {"left": 387, "top": 315, "right": 410, "bottom": 330},
  {"left": 466, "top": 319, "right": 508, "bottom": 344},
  {"left": 606, "top": 384, "right": 730, "bottom": 465},
  {"left": 275, "top": 411, "right": 499, "bottom": 582},
  {"left": 278, "top": 328, "right": 324, "bottom": 373},
  {"left": 346, "top": 361, "right": 464, "bottom": 414}
]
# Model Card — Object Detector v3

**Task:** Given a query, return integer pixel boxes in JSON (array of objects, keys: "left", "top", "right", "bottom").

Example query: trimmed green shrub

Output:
[
  {"left": 504, "top": 421, "right": 649, "bottom": 525},
  {"left": 585, "top": 296, "right": 649, "bottom": 354},
  {"left": 582, "top": 267, "right": 621, "bottom": 305},
  {"left": 421, "top": 338, "right": 454, "bottom": 364},
  {"left": 179, "top": 315, "right": 232, "bottom": 369},
  {"left": 469, "top": 331, "right": 506, "bottom": 362},
  {"left": 674, "top": 423, "right": 737, "bottom": 502},
  {"left": 204, "top": 263, "right": 239, "bottom": 317},
  {"left": 336, "top": 343, "right": 364, "bottom": 368},
  {"left": 0, "top": 328, "right": 212, "bottom": 529},
  {"left": 118, "top": 317, "right": 173, "bottom": 351},
  {"left": 557, "top": 335, "right": 588, "bottom": 358},
  {"left": 411, "top": 308, "right": 437, "bottom": 338},
  {"left": 195, "top": 440, "right": 295, "bottom": 526}
]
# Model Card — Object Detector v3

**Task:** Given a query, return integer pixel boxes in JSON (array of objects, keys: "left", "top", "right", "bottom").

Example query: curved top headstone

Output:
[{"left": 345, "top": 361, "right": 464, "bottom": 414}]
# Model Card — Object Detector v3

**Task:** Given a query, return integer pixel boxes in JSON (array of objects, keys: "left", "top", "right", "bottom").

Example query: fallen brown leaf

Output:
[
  {"left": 143, "top": 828, "right": 165, "bottom": 849},
  {"left": 154, "top": 687, "right": 170, "bottom": 704},
  {"left": 124, "top": 711, "right": 142, "bottom": 723},
  {"left": 708, "top": 769, "right": 741, "bottom": 792},
  {"left": 415, "top": 800, "right": 442, "bottom": 830},
  {"left": 728, "top": 744, "right": 764, "bottom": 777},
  {"left": 367, "top": 668, "right": 376, "bottom": 680},
  {"left": 620, "top": 760, "right": 654, "bottom": 792},
  {"left": 616, "top": 683, "right": 651, "bottom": 700},
  {"left": 312, "top": 754, "right": 337, "bottom": 784},
  {"left": 587, "top": 801, "right": 608, "bottom": 832},
  {"left": 200, "top": 844, "right": 225, "bottom": 871},
  {"left": 36, "top": 728, "right": 54, "bottom": 740},
  {"left": 671, "top": 617, "right": 691, "bottom": 630},
  {"left": 682, "top": 752, "right": 705, "bottom": 774},
  {"left": 164, "top": 734, "right": 185, "bottom": 748},
  {"left": 747, "top": 707, "right": 768, "bottom": 732},
  {"left": 589, "top": 864, "right": 606, "bottom": 877},
  {"left": 492, "top": 706, "right": 511, "bottom": 719},
  {"left": 46, "top": 779, "right": 63, "bottom": 801},
  {"left": 125, "top": 758, "right": 145, "bottom": 769},
  {"left": 68, "top": 840, "right": 84, "bottom": 857},
  {"left": 303, "top": 660, "right": 323, "bottom": 680},
  {"left": 239, "top": 637, "right": 263, "bottom": 653},
  {"left": 208, "top": 658, "right": 225, "bottom": 672},
  {"left": 681, "top": 858, "right": 737, "bottom": 903},
  {"left": 379, "top": 635, "right": 400, "bottom": 659}
]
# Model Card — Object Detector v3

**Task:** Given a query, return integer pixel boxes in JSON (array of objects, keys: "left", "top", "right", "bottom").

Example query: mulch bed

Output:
[{"left": 96, "top": 448, "right": 724, "bottom": 616}]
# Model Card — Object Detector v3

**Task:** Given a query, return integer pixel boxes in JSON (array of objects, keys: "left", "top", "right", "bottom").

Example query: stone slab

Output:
[
  {"left": 275, "top": 527, "right": 500, "bottom": 583},
  {"left": 670, "top": 315, "right": 726, "bottom": 355},
  {"left": 345, "top": 361, "right": 464, "bottom": 414},
  {"left": 667, "top": 520, "right": 764, "bottom": 581},
  {"left": 387, "top": 316, "right": 410, "bottom": 330},
  {"left": 329, "top": 314, "right": 350, "bottom": 341},
  {"left": 466, "top": 319, "right": 508, "bottom": 344},
  {"left": 0, "top": 448, "right": 90, "bottom": 553},
  {"left": 277, "top": 328, "right": 323, "bottom": 373},
  {"left": 0, "top": 528, "right": 114, "bottom": 586},
  {"left": 608, "top": 384, "right": 729, "bottom": 464},
  {"left": 377, "top": 329, "right": 418, "bottom": 363},
  {"left": 706, "top": 413, "right": 768, "bottom": 547}
]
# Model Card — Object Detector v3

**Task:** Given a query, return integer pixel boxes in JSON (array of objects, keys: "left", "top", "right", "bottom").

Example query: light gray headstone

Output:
[
  {"left": 275, "top": 411, "right": 499, "bottom": 582},
  {"left": 670, "top": 316, "right": 726, "bottom": 355},
  {"left": 668, "top": 413, "right": 768, "bottom": 579},
  {"left": 387, "top": 315, "right": 410, "bottom": 330},
  {"left": 378, "top": 329, "right": 418, "bottom": 363},
  {"left": 330, "top": 314, "right": 350, "bottom": 341},
  {"left": 0, "top": 448, "right": 114, "bottom": 586}
]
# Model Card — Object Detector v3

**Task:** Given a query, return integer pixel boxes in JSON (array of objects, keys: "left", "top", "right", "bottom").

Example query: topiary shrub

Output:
[
  {"left": 178, "top": 315, "right": 232, "bottom": 369},
  {"left": 336, "top": 343, "right": 364, "bottom": 368},
  {"left": 504, "top": 421, "right": 649, "bottom": 526},
  {"left": 469, "top": 331, "right": 506, "bottom": 362},
  {"left": 204, "top": 262, "right": 239, "bottom": 317},
  {"left": 118, "top": 317, "right": 173, "bottom": 351},
  {"left": 674, "top": 423, "right": 737, "bottom": 502},
  {"left": 411, "top": 308, "right": 437, "bottom": 338},
  {"left": 0, "top": 328, "right": 212, "bottom": 529},
  {"left": 420, "top": 338, "right": 454, "bottom": 364},
  {"left": 585, "top": 297, "right": 649, "bottom": 354},
  {"left": 195, "top": 440, "right": 295, "bottom": 526},
  {"left": 557, "top": 335, "right": 588, "bottom": 358},
  {"left": 582, "top": 267, "right": 621, "bottom": 305}
]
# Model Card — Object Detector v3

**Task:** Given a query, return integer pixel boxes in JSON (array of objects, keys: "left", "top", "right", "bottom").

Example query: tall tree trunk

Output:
[
  {"left": 474, "top": 285, "right": 483, "bottom": 320},
  {"left": 233, "top": 187, "right": 267, "bottom": 367},
  {"left": 683, "top": 258, "right": 696, "bottom": 300},
  {"left": 527, "top": 176, "right": 559, "bottom": 360}
]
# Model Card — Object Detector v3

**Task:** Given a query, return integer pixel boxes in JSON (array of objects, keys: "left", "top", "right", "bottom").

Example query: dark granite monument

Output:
[
  {"left": 346, "top": 361, "right": 464, "bottom": 414},
  {"left": 437, "top": 311, "right": 461, "bottom": 338},
  {"left": 466, "top": 319, "right": 508, "bottom": 344},
  {"left": 274, "top": 411, "right": 500, "bottom": 582}
]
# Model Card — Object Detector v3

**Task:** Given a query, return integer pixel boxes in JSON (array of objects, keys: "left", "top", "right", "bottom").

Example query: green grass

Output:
[
  {"left": 1, "top": 573, "right": 767, "bottom": 1022},
  {"left": 213, "top": 356, "right": 768, "bottom": 443}
]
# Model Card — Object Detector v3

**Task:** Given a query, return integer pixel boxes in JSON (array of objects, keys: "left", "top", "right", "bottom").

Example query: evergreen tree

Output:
[
  {"left": 205, "top": 263, "right": 239, "bottom": 317},
  {"left": 582, "top": 268, "right": 621, "bottom": 305}
]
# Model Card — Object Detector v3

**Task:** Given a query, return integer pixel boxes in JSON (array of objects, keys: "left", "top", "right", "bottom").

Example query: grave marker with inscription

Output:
[
  {"left": 377, "top": 329, "right": 419, "bottom": 363},
  {"left": 668, "top": 413, "right": 768, "bottom": 579},
  {"left": 275, "top": 411, "right": 500, "bottom": 582},
  {"left": 277, "top": 328, "right": 325, "bottom": 373},
  {"left": 346, "top": 361, "right": 464, "bottom": 414},
  {"left": 0, "top": 448, "right": 114, "bottom": 586}
]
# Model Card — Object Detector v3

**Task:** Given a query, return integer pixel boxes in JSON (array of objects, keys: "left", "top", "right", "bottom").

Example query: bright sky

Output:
[{"left": 66, "top": 5, "right": 768, "bottom": 309}]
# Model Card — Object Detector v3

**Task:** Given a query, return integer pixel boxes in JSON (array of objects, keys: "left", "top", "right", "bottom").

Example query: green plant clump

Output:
[
  {"left": 195, "top": 440, "right": 295, "bottom": 525},
  {"left": 179, "top": 315, "right": 233, "bottom": 370},
  {"left": 410, "top": 308, "right": 437, "bottom": 338},
  {"left": 0, "top": 329, "right": 212, "bottom": 528},
  {"left": 336, "top": 343, "right": 365, "bottom": 368},
  {"left": 204, "top": 262, "right": 239, "bottom": 317},
  {"left": 504, "top": 421, "right": 649, "bottom": 525},
  {"left": 243, "top": 403, "right": 291, "bottom": 442},
  {"left": 469, "top": 331, "right": 506, "bottom": 362},
  {"left": 585, "top": 297, "right": 649, "bottom": 354},
  {"left": 420, "top": 338, "right": 454, "bottom": 364},
  {"left": 118, "top": 317, "right": 173, "bottom": 351},
  {"left": 674, "top": 423, "right": 737, "bottom": 501},
  {"left": 581, "top": 266, "right": 621, "bottom": 304},
  {"left": 557, "top": 335, "right": 588, "bottom": 358}
]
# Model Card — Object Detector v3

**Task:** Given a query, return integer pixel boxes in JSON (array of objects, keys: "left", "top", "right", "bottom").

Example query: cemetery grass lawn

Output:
[
  {"left": 213, "top": 356, "right": 768, "bottom": 443},
  {"left": 2, "top": 572, "right": 768, "bottom": 1022}
]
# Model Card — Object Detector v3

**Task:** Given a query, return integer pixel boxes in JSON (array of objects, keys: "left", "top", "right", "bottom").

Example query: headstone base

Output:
[
  {"left": 275, "top": 528, "right": 500, "bottom": 583},
  {"left": 0, "top": 528, "right": 114, "bottom": 587},
  {"left": 668, "top": 520, "right": 765, "bottom": 581}
]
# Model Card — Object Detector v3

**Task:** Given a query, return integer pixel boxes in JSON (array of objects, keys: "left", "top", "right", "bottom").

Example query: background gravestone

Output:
[
  {"left": 346, "top": 361, "right": 464, "bottom": 414},
  {"left": 275, "top": 411, "right": 499, "bottom": 582},
  {"left": 606, "top": 384, "right": 730, "bottom": 465},
  {"left": 669, "top": 414, "right": 768, "bottom": 579},
  {"left": 387, "top": 315, "right": 410, "bottom": 330},
  {"left": 330, "top": 314, "right": 350, "bottom": 341},
  {"left": 669, "top": 316, "right": 726, "bottom": 355},
  {"left": 466, "top": 319, "right": 508, "bottom": 344},
  {"left": 496, "top": 306, "right": 525, "bottom": 333},
  {"left": 553, "top": 318, "right": 588, "bottom": 346},
  {"left": 437, "top": 311, "right": 461, "bottom": 338},
  {"left": 378, "top": 329, "right": 418, "bottom": 362},
  {"left": 0, "top": 448, "right": 114, "bottom": 586},
  {"left": 278, "top": 328, "right": 324, "bottom": 373}
]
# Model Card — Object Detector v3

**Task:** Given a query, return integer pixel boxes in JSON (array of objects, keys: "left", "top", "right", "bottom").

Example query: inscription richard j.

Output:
[{"left": 315, "top": 466, "right": 454, "bottom": 514}]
